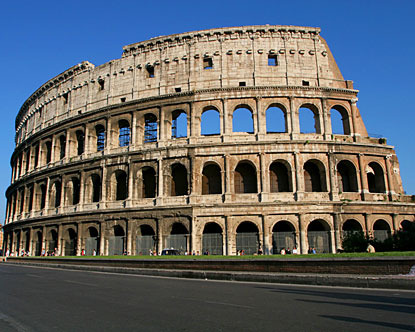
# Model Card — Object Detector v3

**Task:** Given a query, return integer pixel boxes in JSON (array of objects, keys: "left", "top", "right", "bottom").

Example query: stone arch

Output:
[
  {"left": 330, "top": 105, "right": 351, "bottom": 135},
  {"left": 95, "top": 124, "right": 105, "bottom": 152},
  {"left": 367, "top": 162, "right": 386, "bottom": 193},
  {"left": 141, "top": 166, "right": 157, "bottom": 198},
  {"left": 202, "top": 162, "right": 222, "bottom": 195},
  {"left": 233, "top": 105, "right": 254, "bottom": 133},
  {"left": 87, "top": 173, "right": 101, "bottom": 203},
  {"left": 342, "top": 219, "right": 363, "bottom": 232},
  {"left": 304, "top": 159, "right": 327, "bottom": 192},
  {"left": 166, "top": 222, "right": 189, "bottom": 253},
  {"left": 85, "top": 226, "right": 99, "bottom": 256},
  {"left": 135, "top": 224, "right": 156, "bottom": 255},
  {"left": 118, "top": 119, "right": 131, "bottom": 147},
  {"left": 337, "top": 160, "right": 358, "bottom": 193},
  {"left": 201, "top": 106, "right": 220, "bottom": 136},
  {"left": 373, "top": 219, "right": 391, "bottom": 241},
  {"left": 50, "top": 179, "right": 62, "bottom": 208},
  {"left": 64, "top": 228, "right": 77, "bottom": 256},
  {"left": 46, "top": 229, "right": 58, "bottom": 253},
  {"left": 66, "top": 176, "right": 80, "bottom": 206},
  {"left": 75, "top": 129, "right": 85, "bottom": 155},
  {"left": 144, "top": 113, "right": 158, "bottom": 143},
  {"left": 171, "top": 109, "right": 187, "bottom": 139},
  {"left": 202, "top": 222, "right": 223, "bottom": 255},
  {"left": 401, "top": 220, "right": 413, "bottom": 231},
  {"left": 299, "top": 104, "right": 321, "bottom": 134},
  {"left": 34, "top": 230, "right": 43, "bottom": 256},
  {"left": 108, "top": 225, "right": 125, "bottom": 256},
  {"left": 234, "top": 161, "right": 257, "bottom": 193},
  {"left": 110, "top": 170, "right": 128, "bottom": 201},
  {"left": 266, "top": 104, "right": 287, "bottom": 133},
  {"left": 307, "top": 219, "right": 331, "bottom": 253},
  {"left": 170, "top": 163, "right": 188, "bottom": 196},
  {"left": 269, "top": 160, "right": 291, "bottom": 192},
  {"left": 236, "top": 221, "right": 260, "bottom": 255},
  {"left": 272, "top": 220, "right": 296, "bottom": 254}
]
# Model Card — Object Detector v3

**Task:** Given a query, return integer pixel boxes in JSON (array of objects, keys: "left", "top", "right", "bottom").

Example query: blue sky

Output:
[{"left": 1, "top": 0, "right": 414, "bottom": 223}]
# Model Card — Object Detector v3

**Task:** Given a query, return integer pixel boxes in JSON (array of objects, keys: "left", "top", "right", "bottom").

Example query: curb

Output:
[{"left": 3, "top": 261, "right": 415, "bottom": 290}]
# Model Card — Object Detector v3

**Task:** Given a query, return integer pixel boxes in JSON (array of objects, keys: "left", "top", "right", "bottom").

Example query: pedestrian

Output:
[
  {"left": 93, "top": 249, "right": 96, "bottom": 256},
  {"left": 292, "top": 247, "right": 298, "bottom": 254},
  {"left": 280, "top": 248, "right": 286, "bottom": 255},
  {"left": 286, "top": 247, "right": 291, "bottom": 254}
]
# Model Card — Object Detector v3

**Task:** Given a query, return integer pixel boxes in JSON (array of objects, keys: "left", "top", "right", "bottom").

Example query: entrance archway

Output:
[
  {"left": 236, "top": 221, "right": 260, "bottom": 255},
  {"left": 136, "top": 225, "right": 156, "bottom": 255},
  {"left": 166, "top": 223, "right": 188, "bottom": 253},
  {"left": 85, "top": 227, "right": 99, "bottom": 256},
  {"left": 108, "top": 225, "right": 125, "bottom": 255},
  {"left": 307, "top": 220, "right": 331, "bottom": 253},
  {"left": 272, "top": 221, "right": 296, "bottom": 254},
  {"left": 202, "top": 222, "right": 223, "bottom": 255}
]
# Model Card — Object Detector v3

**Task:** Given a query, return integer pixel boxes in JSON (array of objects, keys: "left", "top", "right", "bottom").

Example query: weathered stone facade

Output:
[{"left": 3, "top": 25, "right": 415, "bottom": 256}]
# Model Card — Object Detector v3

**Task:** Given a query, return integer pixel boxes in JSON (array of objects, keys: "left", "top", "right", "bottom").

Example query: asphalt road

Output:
[{"left": 0, "top": 264, "right": 414, "bottom": 332}]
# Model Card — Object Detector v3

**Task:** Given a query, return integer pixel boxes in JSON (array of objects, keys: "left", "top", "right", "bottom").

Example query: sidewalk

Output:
[{"left": 3, "top": 260, "right": 415, "bottom": 290}]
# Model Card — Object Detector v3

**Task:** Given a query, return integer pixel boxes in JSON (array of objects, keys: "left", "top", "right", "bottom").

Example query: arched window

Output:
[
  {"left": 269, "top": 161, "right": 291, "bottom": 192},
  {"left": 166, "top": 223, "right": 188, "bottom": 252},
  {"left": 373, "top": 219, "right": 391, "bottom": 241},
  {"left": 76, "top": 130, "right": 85, "bottom": 155},
  {"left": 115, "top": 170, "right": 128, "bottom": 200},
  {"left": 202, "top": 222, "right": 223, "bottom": 255},
  {"left": 266, "top": 105, "right": 286, "bottom": 133},
  {"left": 142, "top": 167, "right": 156, "bottom": 198},
  {"left": 85, "top": 227, "right": 99, "bottom": 256},
  {"left": 367, "top": 162, "right": 386, "bottom": 193},
  {"left": 201, "top": 108, "right": 220, "bottom": 136},
  {"left": 330, "top": 106, "right": 350, "bottom": 135},
  {"left": 70, "top": 177, "right": 80, "bottom": 205},
  {"left": 48, "top": 230, "right": 58, "bottom": 252},
  {"left": 35, "top": 231, "right": 43, "bottom": 256},
  {"left": 40, "top": 184, "right": 47, "bottom": 209},
  {"left": 95, "top": 125, "right": 105, "bottom": 152},
  {"left": 64, "top": 228, "right": 77, "bottom": 256},
  {"left": 299, "top": 105, "right": 320, "bottom": 134},
  {"left": 109, "top": 225, "right": 125, "bottom": 255},
  {"left": 144, "top": 114, "right": 157, "bottom": 143},
  {"left": 45, "top": 141, "right": 52, "bottom": 163},
  {"left": 233, "top": 107, "right": 253, "bottom": 133},
  {"left": 304, "top": 160, "right": 326, "bottom": 192},
  {"left": 91, "top": 174, "right": 101, "bottom": 203},
  {"left": 171, "top": 164, "right": 188, "bottom": 196},
  {"left": 234, "top": 162, "right": 257, "bottom": 193},
  {"left": 202, "top": 164, "right": 222, "bottom": 195},
  {"left": 118, "top": 120, "right": 131, "bottom": 147},
  {"left": 52, "top": 180, "right": 62, "bottom": 208},
  {"left": 236, "top": 221, "right": 260, "bottom": 255},
  {"left": 136, "top": 224, "right": 156, "bottom": 255},
  {"left": 59, "top": 135, "right": 66, "bottom": 159},
  {"left": 171, "top": 110, "right": 187, "bottom": 138},
  {"left": 307, "top": 219, "right": 331, "bottom": 253},
  {"left": 337, "top": 160, "right": 358, "bottom": 192},
  {"left": 272, "top": 221, "right": 296, "bottom": 254},
  {"left": 342, "top": 219, "right": 363, "bottom": 232}
]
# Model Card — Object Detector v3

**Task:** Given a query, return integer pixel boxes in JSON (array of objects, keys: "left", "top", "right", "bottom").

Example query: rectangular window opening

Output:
[
  {"left": 268, "top": 54, "right": 278, "bottom": 66},
  {"left": 203, "top": 57, "right": 213, "bottom": 69},
  {"left": 98, "top": 79, "right": 105, "bottom": 91},
  {"left": 120, "top": 97, "right": 126, "bottom": 103},
  {"left": 146, "top": 65, "right": 155, "bottom": 78},
  {"left": 175, "top": 87, "right": 182, "bottom": 93},
  {"left": 239, "top": 82, "right": 246, "bottom": 87},
  {"left": 63, "top": 93, "right": 68, "bottom": 104},
  {"left": 302, "top": 80, "right": 310, "bottom": 86}
]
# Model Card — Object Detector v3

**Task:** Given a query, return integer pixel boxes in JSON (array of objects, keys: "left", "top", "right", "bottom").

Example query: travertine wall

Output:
[{"left": 3, "top": 25, "right": 414, "bottom": 257}]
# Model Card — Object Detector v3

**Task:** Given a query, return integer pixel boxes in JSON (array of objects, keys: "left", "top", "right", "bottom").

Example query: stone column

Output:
[
  {"left": 99, "top": 222, "right": 105, "bottom": 256},
  {"left": 328, "top": 152, "right": 338, "bottom": 200},
  {"left": 157, "top": 219, "right": 163, "bottom": 254},
  {"left": 298, "top": 214, "right": 307, "bottom": 254},
  {"left": 42, "top": 226, "right": 46, "bottom": 254},
  {"left": 222, "top": 98, "right": 230, "bottom": 140},
  {"left": 364, "top": 213, "right": 371, "bottom": 237},
  {"left": 29, "top": 228, "right": 34, "bottom": 256},
  {"left": 289, "top": 97, "right": 299, "bottom": 139},
  {"left": 57, "top": 224, "right": 63, "bottom": 256},
  {"left": 350, "top": 98, "right": 358, "bottom": 139},
  {"left": 101, "top": 166, "right": 107, "bottom": 206},
  {"left": 126, "top": 220, "right": 132, "bottom": 255},
  {"left": 76, "top": 223, "right": 82, "bottom": 256},
  {"left": 385, "top": 154, "right": 394, "bottom": 200},
  {"left": 224, "top": 154, "right": 232, "bottom": 202},
  {"left": 321, "top": 98, "right": 330, "bottom": 139},
  {"left": 333, "top": 213, "right": 342, "bottom": 251},
  {"left": 253, "top": 97, "right": 260, "bottom": 137},
  {"left": 128, "top": 163, "right": 134, "bottom": 204},
  {"left": 105, "top": 118, "right": 111, "bottom": 153},
  {"left": 159, "top": 107, "right": 166, "bottom": 142},
  {"left": 391, "top": 213, "right": 399, "bottom": 233},
  {"left": 131, "top": 112, "right": 137, "bottom": 147},
  {"left": 157, "top": 158, "right": 164, "bottom": 204},
  {"left": 293, "top": 151, "right": 303, "bottom": 200},
  {"left": 259, "top": 152, "right": 268, "bottom": 194},
  {"left": 358, "top": 153, "right": 367, "bottom": 200}
]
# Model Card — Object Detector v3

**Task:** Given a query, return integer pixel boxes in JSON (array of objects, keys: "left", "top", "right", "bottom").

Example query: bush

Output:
[{"left": 342, "top": 231, "right": 369, "bottom": 252}]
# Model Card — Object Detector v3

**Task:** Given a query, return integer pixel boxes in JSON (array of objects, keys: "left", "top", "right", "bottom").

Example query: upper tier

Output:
[{"left": 15, "top": 25, "right": 354, "bottom": 144}]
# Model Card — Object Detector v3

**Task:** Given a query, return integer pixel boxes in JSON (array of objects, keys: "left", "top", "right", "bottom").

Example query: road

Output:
[{"left": 0, "top": 264, "right": 414, "bottom": 331}]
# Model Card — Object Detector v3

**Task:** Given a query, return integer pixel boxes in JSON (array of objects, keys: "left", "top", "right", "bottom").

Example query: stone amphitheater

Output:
[{"left": 3, "top": 25, "right": 415, "bottom": 256}]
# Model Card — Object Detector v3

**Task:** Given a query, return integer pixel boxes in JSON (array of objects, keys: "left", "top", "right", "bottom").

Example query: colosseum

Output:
[{"left": 3, "top": 25, "right": 415, "bottom": 257}]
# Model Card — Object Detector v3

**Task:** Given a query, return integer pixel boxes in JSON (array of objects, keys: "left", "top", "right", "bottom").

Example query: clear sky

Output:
[{"left": 1, "top": 0, "right": 414, "bottom": 224}]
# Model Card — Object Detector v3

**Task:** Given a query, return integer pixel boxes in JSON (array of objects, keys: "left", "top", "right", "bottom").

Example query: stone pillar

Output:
[
  {"left": 333, "top": 213, "right": 342, "bottom": 251},
  {"left": 128, "top": 163, "right": 133, "bottom": 203},
  {"left": 126, "top": 220, "right": 132, "bottom": 255},
  {"left": 105, "top": 118, "right": 111, "bottom": 153},
  {"left": 157, "top": 219, "right": 163, "bottom": 254},
  {"left": 262, "top": 215, "right": 269, "bottom": 255},
  {"left": 328, "top": 152, "right": 338, "bottom": 200},
  {"left": 253, "top": 97, "right": 260, "bottom": 137},
  {"left": 222, "top": 98, "right": 231, "bottom": 139},
  {"left": 224, "top": 154, "right": 232, "bottom": 202},
  {"left": 321, "top": 98, "right": 331, "bottom": 139},
  {"left": 57, "top": 224, "right": 63, "bottom": 256},
  {"left": 364, "top": 213, "right": 371, "bottom": 237},
  {"left": 289, "top": 97, "right": 299, "bottom": 139},
  {"left": 159, "top": 107, "right": 166, "bottom": 142},
  {"left": 42, "top": 226, "right": 46, "bottom": 254},
  {"left": 101, "top": 166, "right": 107, "bottom": 206},
  {"left": 131, "top": 112, "right": 137, "bottom": 147},
  {"left": 259, "top": 153, "right": 268, "bottom": 195},
  {"left": 225, "top": 216, "right": 232, "bottom": 255},
  {"left": 29, "top": 228, "right": 34, "bottom": 256},
  {"left": 293, "top": 151, "right": 303, "bottom": 200},
  {"left": 391, "top": 213, "right": 399, "bottom": 233},
  {"left": 350, "top": 98, "right": 358, "bottom": 139},
  {"left": 99, "top": 222, "right": 105, "bottom": 256},
  {"left": 385, "top": 154, "right": 394, "bottom": 200},
  {"left": 157, "top": 158, "right": 164, "bottom": 202},
  {"left": 79, "top": 171, "right": 85, "bottom": 208},
  {"left": 358, "top": 153, "right": 367, "bottom": 200},
  {"left": 76, "top": 223, "right": 82, "bottom": 256},
  {"left": 298, "top": 214, "right": 307, "bottom": 254}
]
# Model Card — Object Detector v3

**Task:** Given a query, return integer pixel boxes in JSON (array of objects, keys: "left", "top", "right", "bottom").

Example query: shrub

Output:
[{"left": 342, "top": 231, "right": 368, "bottom": 252}]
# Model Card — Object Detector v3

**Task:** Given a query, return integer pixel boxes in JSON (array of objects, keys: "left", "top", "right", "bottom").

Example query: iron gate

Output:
[
  {"left": 65, "top": 239, "right": 76, "bottom": 256},
  {"left": 165, "top": 234, "right": 187, "bottom": 253},
  {"left": 48, "top": 240, "right": 57, "bottom": 253},
  {"left": 108, "top": 236, "right": 124, "bottom": 255},
  {"left": 272, "top": 232, "right": 296, "bottom": 254},
  {"left": 202, "top": 233, "right": 223, "bottom": 255},
  {"left": 85, "top": 237, "right": 99, "bottom": 255},
  {"left": 236, "top": 232, "right": 259, "bottom": 255},
  {"left": 373, "top": 230, "right": 390, "bottom": 242},
  {"left": 136, "top": 235, "right": 156, "bottom": 255},
  {"left": 307, "top": 231, "right": 330, "bottom": 253}
]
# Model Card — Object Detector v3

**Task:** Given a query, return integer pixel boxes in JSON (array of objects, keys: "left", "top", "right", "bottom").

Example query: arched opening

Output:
[
  {"left": 299, "top": 105, "right": 320, "bottom": 134},
  {"left": 269, "top": 161, "right": 291, "bottom": 192},
  {"left": 337, "top": 160, "right": 358, "bottom": 193},
  {"left": 142, "top": 167, "right": 156, "bottom": 198},
  {"left": 202, "top": 222, "right": 223, "bottom": 255},
  {"left": 330, "top": 106, "right": 350, "bottom": 135},
  {"left": 201, "top": 108, "right": 220, "bottom": 136},
  {"left": 48, "top": 230, "right": 58, "bottom": 254},
  {"left": 118, "top": 119, "right": 131, "bottom": 147},
  {"left": 234, "top": 162, "right": 257, "bottom": 193},
  {"left": 272, "top": 221, "right": 296, "bottom": 254},
  {"left": 68, "top": 177, "right": 80, "bottom": 205},
  {"left": 170, "top": 164, "right": 188, "bottom": 196},
  {"left": 24, "top": 230, "right": 30, "bottom": 252},
  {"left": 59, "top": 135, "right": 66, "bottom": 160},
  {"left": 40, "top": 184, "right": 47, "bottom": 209},
  {"left": 202, "top": 164, "right": 222, "bottom": 195},
  {"left": 401, "top": 220, "right": 413, "bottom": 231},
  {"left": 115, "top": 170, "right": 128, "bottom": 200},
  {"left": 367, "top": 162, "right": 386, "bottom": 193},
  {"left": 35, "top": 231, "right": 42, "bottom": 256},
  {"left": 266, "top": 105, "right": 286, "bottom": 133},
  {"left": 144, "top": 114, "right": 158, "bottom": 143},
  {"left": 76, "top": 130, "right": 85, "bottom": 155},
  {"left": 233, "top": 107, "right": 253, "bottom": 133},
  {"left": 342, "top": 219, "right": 363, "bottom": 238},
  {"left": 44, "top": 141, "right": 52, "bottom": 164},
  {"left": 91, "top": 174, "right": 101, "bottom": 203},
  {"left": 95, "top": 125, "right": 105, "bottom": 152},
  {"left": 85, "top": 227, "right": 99, "bottom": 256},
  {"left": 65, "top": 228, "right": 77, "bottom": 256},
  {"left": 373, "top": 219, "right": 391, "bottom": 241},
  {"left": 166, "top": 223, "right": 188, "bottom": 253},
  {"left": 307, "top": 219, "right": 331, "bottom": 253},
  {"left": 136, "top": 224, "right": 156, "bottom": 255},
  {"left": 171, "top": 110, "right": 187, "bottom": 138},
  {"left": 304, "top": 160, "right": 326, "bottom": 192},
  {"left": 109, "top": 225, "right": 125, "bottom": 255},
  {"left": 236, "top": 221, "right": 260, "bottom": 255},
  {"left": 52, "top": 180, "right": 62, "bottom": 208},
  {"left": 15, "top": 231, "right": 21, "bottom": 254}
]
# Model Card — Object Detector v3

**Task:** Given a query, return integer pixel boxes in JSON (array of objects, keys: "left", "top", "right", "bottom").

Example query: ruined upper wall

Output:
[{"left": 15, "top": 25, "right": 354, "bottom": 144}]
